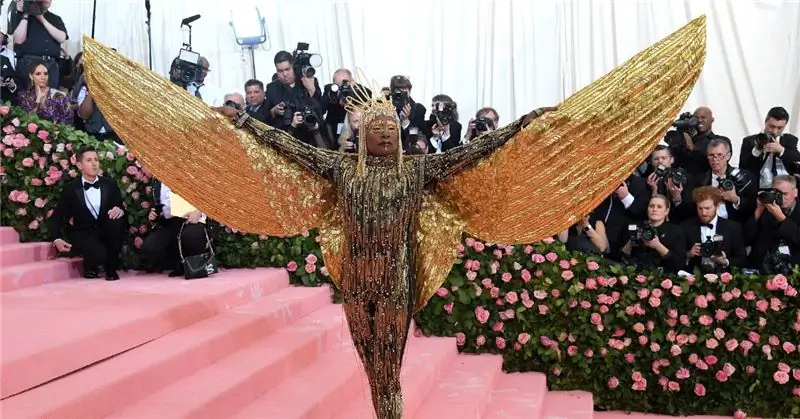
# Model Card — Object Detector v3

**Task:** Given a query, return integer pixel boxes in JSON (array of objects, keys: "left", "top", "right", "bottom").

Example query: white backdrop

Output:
[{"left": 3, "top": 0, "right": 799, "bottom": 163}]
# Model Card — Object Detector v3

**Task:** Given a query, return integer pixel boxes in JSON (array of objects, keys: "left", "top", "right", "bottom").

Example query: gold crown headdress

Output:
[{"left": 344, "top": 68, "right": 403, "bottom": 176}]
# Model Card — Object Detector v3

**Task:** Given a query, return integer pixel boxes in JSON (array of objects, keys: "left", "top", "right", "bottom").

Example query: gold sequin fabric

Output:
[{"left": 437, "top": 16, "right": 707, "bottom": 244}]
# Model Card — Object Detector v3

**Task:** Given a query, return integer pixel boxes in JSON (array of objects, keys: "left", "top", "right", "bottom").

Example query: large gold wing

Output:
[
  {"left": 436, "top": 16, "right": 707, "bottom": 245},
  {"left": 82, "top": 36, "right": 334, "bottom": 236}
]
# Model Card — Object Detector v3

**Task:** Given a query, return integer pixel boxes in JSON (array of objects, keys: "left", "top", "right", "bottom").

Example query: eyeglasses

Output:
[{"left": 708, "top": 153, "right": 729, "bottom": 161}]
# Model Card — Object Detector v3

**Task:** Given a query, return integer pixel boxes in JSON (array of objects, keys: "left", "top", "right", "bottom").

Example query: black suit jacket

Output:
[
  {"left": 696, "top": 165, "right": 757, "bottom": 223},
  {"left": 650, "top": 169, "right": 696, "bottom": 224},
  {"left": 1, "top": 54, "right": 18, "bottom": 104},
  {"left": 264, "top": 78, "right": 323, "bottom": 130},
  {"left": 739, "top": 133, "right": 800, "bottom": 186},
  {"left": 245, "top": 100, "right": 270, "bottom": 125},
  {"left": 677, "top": 130, "right": 732, "bottom": 176},
  {"left": 681, "top": 217, "right": 748, "bottom": 271},
  {"left": 424, "top": 119, "right": 463, "bottom": 153},
  {"left": 622, "top": 222, "right": 687, "bottom": 273},
  {"left": 400, "top": 100, "right": 427, "bottom": 150},
  {"left": 48, "top": 177, "right": 124, "bottom": 241},
  {"left": 744, "top": 205, "right": 800, "bottom": 269}
]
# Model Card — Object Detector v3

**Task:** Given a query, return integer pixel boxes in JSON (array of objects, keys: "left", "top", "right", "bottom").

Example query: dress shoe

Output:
[
  {"left": 105, "top": 271, "right": 121, "bottom": 281},
  {"left": 84, "top": 269, "right": 99, "bottom": 279},
  {"left": 168, "top": 267, "right": 185, "bottom": 278}
]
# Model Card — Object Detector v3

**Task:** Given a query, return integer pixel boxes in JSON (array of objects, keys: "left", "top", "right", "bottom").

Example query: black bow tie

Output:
[
  {"left": 700, "top": 223, "right": 713, "bottom": 229},
  {"left": 83, "top": 182, "right": 100, "bottom": 190}
]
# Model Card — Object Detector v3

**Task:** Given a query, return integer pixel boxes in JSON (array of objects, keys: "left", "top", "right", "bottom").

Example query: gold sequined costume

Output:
[{"left": 82, "top": 16, "right": 706, "bottom": 419}]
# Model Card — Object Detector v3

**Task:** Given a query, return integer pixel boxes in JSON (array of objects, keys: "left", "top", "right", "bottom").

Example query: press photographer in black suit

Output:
[
  {"left": 644, "top": 145, "right": 694, "bottom": 223},
  {"left": 388, "top": 75, "right": 426, "bottom": 151},
  {"left": 243, "top": 79, "right": 270, "bottom": 124},
  {"left": 425, "top": 94, "right": 462, "bottom": 153},
  {"left": 8, "top": 0, "right": 68, "bottom": 90},
  {"left": 696, "top": 139, "right": 757, "bottom": 223},
  {"left": 322, "top": 68, "right": 371, "bottom": 149},
  {"left": 49, "top": 147, "right": 126, "bottom": 281},
  {"left": 744, "top": 175, "right": 800, "bottom": 274},
  {"left": 671, "top": 107, "right": 732, "bottom": 176},
  {"left": 620, "top": 195, "right": 687, "bottom": 273},
  {"left": 739, "top": 107, "right": 800, "bottom": 190},
  {"left": 681, "top": 186, "right": 747, "bottom": 273}
]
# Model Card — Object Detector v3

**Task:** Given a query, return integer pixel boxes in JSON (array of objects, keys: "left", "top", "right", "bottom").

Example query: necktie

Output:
[
  {"left": 194, "top": 87, "right": 203, "bottom": 100},
  {"left": 84, "top": 182, "right": 100, "bottom": 190}
]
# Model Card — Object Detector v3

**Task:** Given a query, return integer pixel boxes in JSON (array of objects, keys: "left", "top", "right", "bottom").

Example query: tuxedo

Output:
[
  {"left": 681, "top": 216, "right": 748, "bottom": 272},
  {"left": 245, "top": 100, "right": 270, "bottom": 125},
  {"left": 1, "top": 54, "right": 18, "bottom": 105},
  {"left": 696, "top": 165, "right": 757, "bottom": 223},
  {"left": 141, "top": 180, "right": 211, "bottom": 274},
  {"left": 739, "top": 133, "right": 800, "bottom": 189},
  {"left": 424, "top": 119, "right": 463, "bottom": 154},
  {"left": 48, "top": 176, "right": 126, "bottom": 274},
  {"left": 594, "top": 174, "right": 649, "bottom": 257},
  {"left": 744, "top": 204, "right": 800, "bottom": 271}
]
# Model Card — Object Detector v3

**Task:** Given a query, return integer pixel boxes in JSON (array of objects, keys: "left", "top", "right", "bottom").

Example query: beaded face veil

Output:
[{"left": 345, "top": 69, "right": 404, "bottom": 176}]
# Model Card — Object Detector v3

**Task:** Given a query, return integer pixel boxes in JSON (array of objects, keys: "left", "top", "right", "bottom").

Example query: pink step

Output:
[
  {"left": 331, "top": 336, "right": 459, "bottom": 419},
  {"left": 412, "top": 355, "right": 503, "bottom": 418},
  {"left": 541, "top": 390, "right": 595, "bottom": 419},
  {"left": 0, "top": 285, "right": 329, "bottom": 418},
  {"left": 0, "top": 241, "right": 55, "bottom": 267},
  {"left": 481, "top": 372, "right": 548, "bottom": 419},
  {"left": 0, "top": 227, "right": 19, "bottom": 244},
  {"left": 108, "top": 304, "right": 347, "bottom": 419},
  {"left": 595, "top": 413, "right": 735, "bottom": 419},
  {"left": 1, "top": 257, "right": 82, "bottom": 292},
  {"left": 0, "top": 268, "right": 288, "bottom": 399}
]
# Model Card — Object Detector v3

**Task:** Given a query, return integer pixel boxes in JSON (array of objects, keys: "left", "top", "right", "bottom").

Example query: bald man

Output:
[
  {"left": 186, "top": 56, "right": 223, "bottom": 107},
  {"left": 322, "top": 68, "right": 372, "bottom": 149},
  {"left": 675, "top": 106, "right": 732, "bottom": 176}
]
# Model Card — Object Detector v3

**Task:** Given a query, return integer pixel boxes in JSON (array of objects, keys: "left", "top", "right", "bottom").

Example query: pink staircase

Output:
[{"left": 0, "top": 226, "right": 734, "bottom": 418}]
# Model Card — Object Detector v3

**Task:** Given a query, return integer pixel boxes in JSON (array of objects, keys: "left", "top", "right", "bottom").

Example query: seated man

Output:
[
  {"left": 49, "top": 146, "right": 126, "bottom": 280},
  {"left": 141, "top": 178, "right": 210, "bottom": 277},
  {"left": 681, "top": 186, "right": 747, "bottom": 273},
  {"left": 745, "top": 175, "right": 800, "bottom": 274}
]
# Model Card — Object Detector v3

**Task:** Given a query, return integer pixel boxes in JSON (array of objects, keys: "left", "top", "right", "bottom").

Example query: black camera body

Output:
[
  {"left": 639, "top": 225, "right": 660, "bottom": 242},
  {"left": 717, "top": 168, "right": 749, "bottom": 192},
  {"left": 171, "top": 48, "right": 203, "bottom": 87},
  {"left": 763, "top": 250, "right": 794, "bottom": 276},
  {"left": 391, "top": 89, "right": 409, "bottom": 112},
  {"left": 293, "top": 42, "right": 321, "bottom": 78},
  {"left": 284, "top": 102, "right": 318, "bottom": 129},
  {"left": 700, "top": 235, "right": 724, "bottom": 258},
  {"left": 654, "top": 165, "right": 688, "bottom": 186},
  {"left": 755, "top": 132, "right": 778, "bottom": 150},
  {"left": 432, "top": 102, "right": 456, "bottom": 126},
  {"left": 758, "top": 188, "right": 783, "bottom": 206},
  {"left": 326, "top": 80, "right": 353, "bottom": 104},
  {"left": 672, "top": 112, "right": 699, "bottom": 137},
  {"left": 20, "top": 0, "right": 45, "bottom": 15},
  {"left": 475, "top": 117, "right": 494, "bottom": 134}
]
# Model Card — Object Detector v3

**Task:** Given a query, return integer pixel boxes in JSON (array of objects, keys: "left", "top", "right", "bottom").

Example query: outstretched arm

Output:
[
  {"left": 423, "top": 107, "right": 556, "bottom": 182},
  {"left": 224, "top": 109, "right": 341, "bottom": 179}
]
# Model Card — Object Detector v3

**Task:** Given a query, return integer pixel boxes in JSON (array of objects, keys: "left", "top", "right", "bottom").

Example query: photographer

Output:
[
  {"left": 264, "top": 50, "right": 325, "bottom": 147},
  {"left": 388, "top": 75, "right": 426, "bottom": 151},
  {"left": 739, "top": 107, "right": 800, "bottom": 190},
  {"left": 671, "top": 107, "right": 732, "bottom": 176},
  {"left": 243, "top": 79, "right": 269, "bottom": 123},
  {"left": 463, "top": 107, "right": 500, "bottom": 144},
  {"left": 9, "top": 0, "right": 68, "bottom": 90},
  {"left": 645, "top": 145, "right": 694, "bottom": 222},
  {"left": 337, "top": 109, "right": 360, "bottom": 153},
  {"left": 681, "top": 186, "right": 747, "bottom": 273},
  {"left": 74, "top": 69, "right": 118, "bottom": 143},
  {"left": 620, "top": 195, "right": 687, "bottom": 272},
  {"left": 1, "top": 32, "right": 19, "bottom": 104},
  {"left": 594, "top": 174, "right": 649, "bottom": 254},
  {"left": 425, "top": 94, "right": 462, "bottom": 153},
  {"left": 697, "top": 139, "right": 756, "bottom": 223},
  {"left": 322, "top": 68, "right": 371, "bottom": 144},
  {"left": 558, "top": 213, "right": 609, "bottom": 255},
  {"left": 745, "top": 175, "right": 800, "bottom": 274}
]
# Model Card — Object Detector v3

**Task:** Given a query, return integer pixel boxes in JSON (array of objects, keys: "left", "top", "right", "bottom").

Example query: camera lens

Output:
[
  {"left": 303, "top": 66, "right": 316, "bottom": 77},
  {"left": 181, "top": 68, "right": 196, "bottom": 83}
]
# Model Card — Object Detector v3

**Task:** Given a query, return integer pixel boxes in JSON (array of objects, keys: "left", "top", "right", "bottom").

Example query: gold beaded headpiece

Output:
[{"left": 345, "top": 69, "right": 403, "bottom": 176}]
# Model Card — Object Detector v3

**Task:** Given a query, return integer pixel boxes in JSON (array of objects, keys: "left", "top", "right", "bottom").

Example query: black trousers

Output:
[
  {"left": 141, "top": 217, "right": 208, "bottom": 270},
  {"left": 16, "top": 55, "right": 60, "bottom": 90},
  {"left": 70, "top": 216, "right": 126, "bottom": 272}
]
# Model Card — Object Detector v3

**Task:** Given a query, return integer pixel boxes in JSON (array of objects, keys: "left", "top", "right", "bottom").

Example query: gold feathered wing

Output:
[
  {"left": 412, "top": 16, "right": 707, "bottom": 311},
  {"left": 81, "top": 36, "right": 335, "bottom": 237}
]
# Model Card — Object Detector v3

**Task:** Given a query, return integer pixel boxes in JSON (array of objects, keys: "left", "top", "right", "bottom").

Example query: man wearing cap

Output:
[{"left": 389, "top": 75, "right": 427, "bottom": 152}]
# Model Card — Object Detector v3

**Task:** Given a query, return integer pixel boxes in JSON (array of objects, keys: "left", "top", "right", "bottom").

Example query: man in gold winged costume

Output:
[{"left": 81, "top": 16, "right": 706, "bottom": 419}]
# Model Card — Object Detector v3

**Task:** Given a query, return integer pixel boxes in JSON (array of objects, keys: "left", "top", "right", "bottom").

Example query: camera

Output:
[
  {"left": 391, "top": 88, "right": 409, "bottom": 112},
  {"left": 326, "top": 80, "right": 353, "bottom": 104},
  {"left": 171, "top": 48, "right": 203, "bottom": 87},
  {"left": 700, "top": 235, "right": 724, "bottom": 258},
  {"left": 758, "top": 188, "right": 783, "bottom": 206},
  {"left": 717, "top": 168, "right": 749, "bottom": 192},
  {"left": 19, "top": 0, "right": 45, "bottom": 15},
  {"left": 654, "top": 165, "right": 688, "bottom": 186},
  {"left": 763, "top": 250, "right": 794, "bottom": 276},
  {"left": 755, "top": 132, "right": 778, "bottom": 150},
  {"left": 292, "top": 42, "right": 322, "bottom": 78},
  {"left": 475, "top": 117, "right": 494, "bottom": 134},
  {"left": 672, "top": 112, "right": 699, "bottom": 137},
  {"left": 639, "top": 225, "right": 659, "bottom": 242},
  {"left": 432, "top": 102, "right": 456, "bottom": 126},
  {"left": 285, "top": 103, "right": 318, "bottom": 129}
]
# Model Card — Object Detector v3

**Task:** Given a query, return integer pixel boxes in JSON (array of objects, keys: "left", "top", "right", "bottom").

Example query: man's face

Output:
[
  {"left": 333, "top": 71, "right": 350, "bottom": 86},
  {"left": 696, "top": 198, "right": 718, "bottom": 224},
  {"left": 651, "top": 149, "right": 673, "bottom": 169},
  {"left": 695, "top": 108, "right": 713, "bottom": 133},
  {"left": 765, "top": 117, "right": 787, "bottom": 137},
  {"left": 773, "top": 180, "right": 798, "bottom": 210},
  {"left": 707, "top": 144, "right": 729, "bottom": 173},
  {"left": 365, "top": 115, "right": 399, "bottom": 157},
  {"left": 197, "top": 58, "right": 209, "bottom": 83},
  {"left": 276, "top": 61, "right": 295, "bottom": 85},
  {"left": 225, "top": 94, "right": 245, "bottom": 109},
  {"left": 77, "top": 151, "right": 100, "bottom": 178},
  {"left": 245, "top": 85, "right": 264, "bottom": 106}
]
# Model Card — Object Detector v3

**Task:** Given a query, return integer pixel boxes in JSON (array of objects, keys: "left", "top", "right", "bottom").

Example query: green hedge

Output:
[{"left": 2, "top": 105, "right": 798, "bottom": 418}]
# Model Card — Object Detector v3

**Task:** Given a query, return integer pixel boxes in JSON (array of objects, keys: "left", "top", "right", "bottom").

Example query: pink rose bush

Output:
[{"left": 416, "top": 237, "right": 800, "bottom": 417}]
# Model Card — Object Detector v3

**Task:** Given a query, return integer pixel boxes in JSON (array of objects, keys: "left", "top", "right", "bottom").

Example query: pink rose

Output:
[
  {"left": 501, "top": 272, "right": 512, "bottom": 283},
  {"left": 784, "top": 342, "right": 797, "bottom": 354},
  {"left": 755, "top": 300, "right": 768, "bottom": 312},
  {"left": 723, "top": 363, "right": 736, "bottom": 376},
  {"left": 304, "top": 263, "right": 316, "bottom": 273},
  {"left": 27, "top": 122, "right": 38, "bottom": 133},
  {"left": 694, "top": 295, "right": 708, "bottom": 308},
  {"left": 608, "top": 377, "right": 619, "bottom": 389},
  {"left": 518, "top": 333, "right": 531, "bottom": 345},
  {"left": 668, "top": 381, "right": 680, "bottom": 392},
  {"left": 436, "top": 287, "right": 449, "bottom": 298},
  {"left": 545, "top": 252, "right": 558, "bottom": 262},
  {"left": 37, "top": 130, "right": 49, "bottom": 141},
  {"left": 505, "top": 291, "right": 518, "bottom": 304},
  {"left": 495, "top": 337, "right": 506, "bottom": 349},
  {"left": 775, "top": 371, "right": 790, "bottom": 385},
  {"left": 443, "top": 302, "right": 453, "bottom": 314},
  {"left": 661, "top": 279, "right": 672, "bottom": 289},
  {"left": 725, "top": 339, "right": 739, "bottom": 351},
  {"left": 286, "top": 261, "right": 298, "bottom": 272},
  {"left": 715, "top": 370, "right": 728, "bottom": 382},
  {"left": 587, "top": 261, "right": 599, "bottom": 271},
  {"left": 694, "top": 383, "right": 706, "bottom": 397},
  {"left": 22, "top": 157, "right": 35, "bottom": 167},
  {"left": 476, "top": 335, "right": 486, "bottom": 347},
  {"left": 473, "top": 241, "right": 485, "bottom": 252},
  {"left": 475, "top": 307, "right": 490, "bottom": 324},
  {"left": 305, "top": 253, "right": 318, "bottom": 264},
  {"left": 532, "top": 253, "right": 545, "bottom": 263},
  {"left": 0, "top": 105, "right": 9, "bottom": 115},
  {"left": 676, "top": 368, "right": 690, "bottom": 380},
  {"left": 455, "top": 333, "right": 465, "bottom": 346},
  {"left": 733, "top": 410, "right": 746, "bottom": 419}
]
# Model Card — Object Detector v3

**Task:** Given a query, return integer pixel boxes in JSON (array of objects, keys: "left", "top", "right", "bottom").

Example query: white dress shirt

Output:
[
  {"left": 699, "top": 215, "right": 719, "bottom": 242},
  {"left": 709, "top": 175, "right": 741, "bottom": 219},
  {"left": 159, "top": 182, "right": 206, "bottom": 222},
  {"left": 76, "top": 87, "right": 107, "bottom": 134},
  {"left": 187, "top": 82, "right": 223, "bottom": 107},
  {"left": 82, "top": 176, "right": 102, "bottom": 219}
]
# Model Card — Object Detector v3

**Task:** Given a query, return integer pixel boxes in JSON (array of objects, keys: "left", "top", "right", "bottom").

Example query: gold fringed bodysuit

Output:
[
  {"left": 81, "top": 15, "right": 706, "bottom": 419},
  {"left": 241, "top": 115, "right": 525, "bottom": 418}
]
